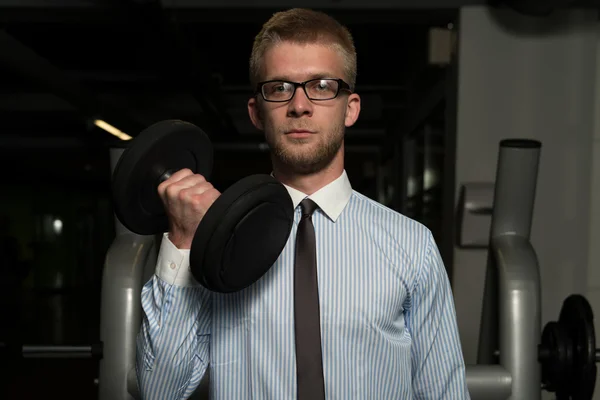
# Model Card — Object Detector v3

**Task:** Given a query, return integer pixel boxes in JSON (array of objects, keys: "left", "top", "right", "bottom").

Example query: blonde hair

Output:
[{"left": 249, "top": 8, "right": 357, "bottom": 91}]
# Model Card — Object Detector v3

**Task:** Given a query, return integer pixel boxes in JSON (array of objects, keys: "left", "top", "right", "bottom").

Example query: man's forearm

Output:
[{"left": 136, "top": 275, "right": 211, "bottom": 400}]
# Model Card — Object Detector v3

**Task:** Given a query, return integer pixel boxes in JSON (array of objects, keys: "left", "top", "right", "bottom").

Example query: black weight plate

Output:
[
  {"left": 559, "top": 294, "right": 597, "bottom": 400},
  {"left": 190, "top": 174, "right": 294, "bottom": 293},
  {"left": 112, "top": 120, "right": 213, "bottom": 235},
  {"left": 540, "top": 321, "right": 572, "bottom": 397}
]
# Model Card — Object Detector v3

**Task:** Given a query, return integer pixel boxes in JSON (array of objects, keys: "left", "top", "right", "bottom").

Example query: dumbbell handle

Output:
[
  {"left": 1, "top": 342, "right": 103, "bottom": 359},
  {"left": 158, "top": 168, "right": 175, "bottom": 184}
]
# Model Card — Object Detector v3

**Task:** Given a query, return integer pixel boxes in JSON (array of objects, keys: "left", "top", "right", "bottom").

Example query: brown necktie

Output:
[{"left": 294, "top": 198, "right": 326, "bottom": 400}]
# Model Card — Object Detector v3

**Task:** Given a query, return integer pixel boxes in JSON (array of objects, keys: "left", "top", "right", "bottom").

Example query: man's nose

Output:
[{"left": 287, "top": 87, "right": 313, "bottom": 117}]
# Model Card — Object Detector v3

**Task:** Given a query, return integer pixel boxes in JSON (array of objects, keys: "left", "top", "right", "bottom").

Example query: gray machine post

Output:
[
  {"left": 465, "top": 139, "right": 542, "bottom": 399},
  {"left": 98, "top": 147, "right": 158, "bottom": 400}
]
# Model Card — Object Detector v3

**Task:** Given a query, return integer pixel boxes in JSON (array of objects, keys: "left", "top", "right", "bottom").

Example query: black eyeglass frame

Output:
[{"left": 255, "top": 78, "right": 352, "bottom": 102}]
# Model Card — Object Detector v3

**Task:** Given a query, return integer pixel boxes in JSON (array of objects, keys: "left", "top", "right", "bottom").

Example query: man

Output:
[{"left": 136, "top": 8, "right": 470, "bottom": 399}]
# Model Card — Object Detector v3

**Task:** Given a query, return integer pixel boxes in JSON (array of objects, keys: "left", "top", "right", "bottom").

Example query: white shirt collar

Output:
[{"left": 272, "top": 170, "right": 353, "bottom": 222}]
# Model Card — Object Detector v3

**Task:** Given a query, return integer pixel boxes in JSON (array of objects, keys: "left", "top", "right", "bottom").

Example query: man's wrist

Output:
[
  {"left": 168, "top": 232, "right": 193, "bottom": 250},
  {"left": 155, "top": 233, "right": 199, "bottom": 287}
]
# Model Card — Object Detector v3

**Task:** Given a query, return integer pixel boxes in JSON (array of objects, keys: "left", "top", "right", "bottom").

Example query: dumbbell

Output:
[{"left": 111, "top": 119, "right": 294, "bottom": 293}]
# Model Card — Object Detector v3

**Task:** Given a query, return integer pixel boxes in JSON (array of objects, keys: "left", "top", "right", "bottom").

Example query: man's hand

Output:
[{"left": 157, "top": 168, "right": 221, "bottom": 249}]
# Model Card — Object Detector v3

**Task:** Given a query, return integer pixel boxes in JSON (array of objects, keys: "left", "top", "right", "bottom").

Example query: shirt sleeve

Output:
[
  {"left": 136, "top": 233, "right": 212, "bottom": 400},
  {"left": 408, "top": 231, "right": 471, "bottom": 399}
]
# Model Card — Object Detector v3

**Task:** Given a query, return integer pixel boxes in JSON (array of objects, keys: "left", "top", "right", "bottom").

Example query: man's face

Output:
[{"left": 248, "top": 41, "right": 361, "bottom": 174}]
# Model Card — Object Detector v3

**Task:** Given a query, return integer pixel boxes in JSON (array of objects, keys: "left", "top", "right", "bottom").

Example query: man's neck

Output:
[{"left": 273, "top": 159, "right": 344, "bottom": 196}]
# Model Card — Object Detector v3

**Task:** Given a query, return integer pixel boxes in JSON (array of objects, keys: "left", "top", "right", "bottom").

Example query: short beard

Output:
[{"left": 267, "top": 121, "right": 345, "bottom": 175}]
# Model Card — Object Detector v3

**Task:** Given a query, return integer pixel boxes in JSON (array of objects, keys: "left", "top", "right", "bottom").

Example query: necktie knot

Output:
[{"left": 300, "top": 198, "right": 319, "bottom": 217}]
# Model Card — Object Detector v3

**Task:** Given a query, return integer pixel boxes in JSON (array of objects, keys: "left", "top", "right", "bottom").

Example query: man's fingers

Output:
[
  {"left": 158, "top": 169, "right": 208, "bottom": 200},
  {"left": 177, "top": 182, "right": 215, "bottom": 203},
  {"left": 165, "top": 168, "right": 195, "bottom": 182}
]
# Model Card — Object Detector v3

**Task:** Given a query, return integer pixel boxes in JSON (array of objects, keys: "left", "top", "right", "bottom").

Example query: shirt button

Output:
[{"left": 170, "top": 262, "right": 176, "bottom": 270}]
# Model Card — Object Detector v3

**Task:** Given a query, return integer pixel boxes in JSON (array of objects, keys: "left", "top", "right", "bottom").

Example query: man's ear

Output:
[
  {"left": 344, "top": 93, "right": 361, "bottom": 128},
  {"left": 248, "top": 97, "right": 264, "bottom": 131}
]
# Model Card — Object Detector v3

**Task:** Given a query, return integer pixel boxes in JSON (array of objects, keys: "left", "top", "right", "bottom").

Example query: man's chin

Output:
[{"left": 282, "top": 135, "right": 314, "bottom": 146}]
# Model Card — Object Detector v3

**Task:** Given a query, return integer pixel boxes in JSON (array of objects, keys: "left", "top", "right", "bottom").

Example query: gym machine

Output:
[
  {"left": 1, "top": 128, "right": 598, "bottom": 400},
  {"left": 461, "top": 139, "right": 599, "bottom": 400},
  {"left": 96, "top": 146, "right": 160, "bottom": 400}
]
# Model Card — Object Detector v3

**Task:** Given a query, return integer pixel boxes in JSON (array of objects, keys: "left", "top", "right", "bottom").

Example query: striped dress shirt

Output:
[{"left": 136, "top": 169, "right": 470, "bottom": 399}]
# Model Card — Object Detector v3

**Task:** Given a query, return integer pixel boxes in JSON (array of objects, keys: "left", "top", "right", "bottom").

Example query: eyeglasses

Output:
[{"left": 256, "top": 78, "right": 352, "bottom": 102}]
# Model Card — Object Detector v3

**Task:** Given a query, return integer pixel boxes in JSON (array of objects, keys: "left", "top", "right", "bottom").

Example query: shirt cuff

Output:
[{"left": 155, "top": 233, "right": 201, "bottom": 288}]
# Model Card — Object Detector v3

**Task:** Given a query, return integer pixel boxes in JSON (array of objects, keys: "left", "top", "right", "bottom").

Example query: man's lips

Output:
[{"left": 286, "top": 130, "right": 314, "bottom": 138}]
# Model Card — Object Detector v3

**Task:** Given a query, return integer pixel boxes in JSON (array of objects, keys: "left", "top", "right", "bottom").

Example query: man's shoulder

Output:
[
  {"left": 348, "top": 190, "right": 432, "bottom": 239},
  {"left": 346, "top": 190, "right": 435, "bottom": 260},
  {"left": 345, "top": 190, "right": 435, "bottom": 288}
]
